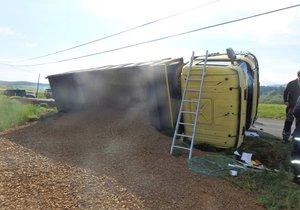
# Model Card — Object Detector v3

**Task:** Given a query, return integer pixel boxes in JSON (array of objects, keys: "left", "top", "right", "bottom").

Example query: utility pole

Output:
[{"left": 36, "top": 73, "right": 40, "bottom": 98}]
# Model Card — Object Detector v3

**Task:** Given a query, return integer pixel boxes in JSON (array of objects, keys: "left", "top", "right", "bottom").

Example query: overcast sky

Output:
[{"left": 0, "top": 0, "right": 300, "bottom": 85}]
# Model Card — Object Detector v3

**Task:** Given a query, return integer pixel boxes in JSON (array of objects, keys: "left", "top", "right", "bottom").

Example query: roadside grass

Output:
[
  {"left": 258, "top": 103, "right": 285, "bottom": 120},
  {"left": 223, "top": 135, "right": 300, "bottom": 210},
  {"left": 0, "top": 95, "right": 56, "bottom": 131},
  {"left": 230, "top": 169, "right": 300, "bottom": 210},
  {"left": 199, "top": 112, "right": 299, "bottom": 210},
  {"left": 254, "top": 103, "right": 300, "bottom": 209}
]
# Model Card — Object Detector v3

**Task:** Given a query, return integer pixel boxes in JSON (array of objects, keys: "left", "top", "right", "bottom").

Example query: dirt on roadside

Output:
[{"left": 0, "top": 104, "right": 265, "bottom": 210}]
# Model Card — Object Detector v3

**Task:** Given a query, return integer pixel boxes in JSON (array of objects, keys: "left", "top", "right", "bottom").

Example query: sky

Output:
[{"left": 0, "top": 0, "right": 300, "bottom": 85}]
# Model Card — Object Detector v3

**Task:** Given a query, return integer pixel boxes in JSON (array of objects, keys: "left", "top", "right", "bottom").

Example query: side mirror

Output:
[{"left": 226, "top": 48, "right": 236, "bottom": 64}]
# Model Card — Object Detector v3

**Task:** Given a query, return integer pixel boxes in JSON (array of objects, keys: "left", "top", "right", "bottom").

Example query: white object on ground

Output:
[
  {"left": 244, "top": 131, "right": 260, "bottom": 137},
  {"left": 230, "top": 170, "right": 238, "bottom": 176},
  {"left": 241, "top": 152, "right": 253, "bottom": 165}
]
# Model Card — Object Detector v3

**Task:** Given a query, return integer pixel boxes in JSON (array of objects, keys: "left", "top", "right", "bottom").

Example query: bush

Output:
[{"left": 0, "top": 95, "right": 54, "bottom": 131}]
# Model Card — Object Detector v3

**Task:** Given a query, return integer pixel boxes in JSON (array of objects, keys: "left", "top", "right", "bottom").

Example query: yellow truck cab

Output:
[{"left": 181, "top": 51, "right": 259, "bottom": 148}]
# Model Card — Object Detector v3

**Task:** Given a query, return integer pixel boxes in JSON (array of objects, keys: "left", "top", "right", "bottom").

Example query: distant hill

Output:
[{"left": 0, "top": 80, "right": 50, "bottom": 91}]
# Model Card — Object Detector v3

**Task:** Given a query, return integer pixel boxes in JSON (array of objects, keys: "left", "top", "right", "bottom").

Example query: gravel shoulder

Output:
[{"left": 0, "top": 105, "right": 265, "bottom": 209}]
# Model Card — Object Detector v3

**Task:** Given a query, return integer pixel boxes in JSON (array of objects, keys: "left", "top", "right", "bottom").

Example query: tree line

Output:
[{"left": 259, "top": 85, "right": 285, "bottom": 104}]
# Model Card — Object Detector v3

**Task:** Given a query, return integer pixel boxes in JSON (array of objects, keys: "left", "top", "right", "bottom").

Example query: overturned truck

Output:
[{"left": 47, "top": 49, "right": 259, "bottom": 149}]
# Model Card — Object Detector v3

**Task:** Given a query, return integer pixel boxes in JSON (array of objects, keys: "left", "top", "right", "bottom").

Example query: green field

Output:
[
  {"left": 0, "top": 95, "right": 56, "bottom": 131},
  {"left": 257, "top": 103, "right": 286, "bottom": 119}
]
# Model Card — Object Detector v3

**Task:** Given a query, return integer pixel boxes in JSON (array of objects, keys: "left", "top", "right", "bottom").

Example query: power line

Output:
[
  {"left": 6, "top": 0, "right": 220, "bottom": 63},
  {"left": 0, "top": 62, "right": 38, "bottom": 75},
  {"left": 9, "top": 3, "right": 300, "bottom": 67}
]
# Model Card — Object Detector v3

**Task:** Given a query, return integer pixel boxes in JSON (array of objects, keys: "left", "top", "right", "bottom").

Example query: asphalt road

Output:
[{"left": 252, "top": 118, "right": 295, "bottom": 139}]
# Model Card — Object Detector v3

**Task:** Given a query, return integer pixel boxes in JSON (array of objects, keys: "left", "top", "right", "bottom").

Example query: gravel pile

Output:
[{"left": 0, "top": 105, "right": 265, "bottom": 209}]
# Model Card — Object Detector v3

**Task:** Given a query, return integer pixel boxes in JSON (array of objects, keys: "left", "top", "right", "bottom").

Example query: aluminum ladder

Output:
[{"left": 170, "top": 50, "right": 208, "bottom": 160}]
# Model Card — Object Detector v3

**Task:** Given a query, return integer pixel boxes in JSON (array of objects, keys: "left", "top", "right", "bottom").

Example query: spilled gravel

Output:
[{"left": 0, "top": 105, "right": 265, "bottom": 209}]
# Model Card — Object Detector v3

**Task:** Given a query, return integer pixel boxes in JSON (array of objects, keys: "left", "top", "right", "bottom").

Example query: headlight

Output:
[
  {"left": 291, "top": 159, "right": 300, "bottom": 164},
  {"left": 294, "top": 137, "right": 300, "bottom": 141}
]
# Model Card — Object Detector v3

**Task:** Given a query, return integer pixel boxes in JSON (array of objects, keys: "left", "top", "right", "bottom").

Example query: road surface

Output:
[{"left": 252, "top": 118, "right": 295, "bottom": 139}]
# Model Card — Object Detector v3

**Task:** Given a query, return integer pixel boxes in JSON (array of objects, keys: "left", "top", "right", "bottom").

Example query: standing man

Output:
[{"left": 282, "top": 71, "right": 300, "bottom": 143}]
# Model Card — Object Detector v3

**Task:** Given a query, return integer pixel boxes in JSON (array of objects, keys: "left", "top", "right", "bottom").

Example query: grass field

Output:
[
  {"left": 0, "top": 95, "right": 56, "bottom": 131},
  {"left": 257, "top": 103, "right": 286, "bottom": 119}
]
